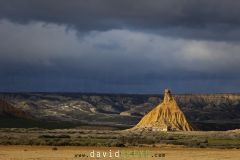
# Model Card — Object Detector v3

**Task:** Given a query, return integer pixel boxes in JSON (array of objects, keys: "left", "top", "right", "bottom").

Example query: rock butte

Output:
[{"left": 133, "top": 89, "right": 194, "bottom": 131}]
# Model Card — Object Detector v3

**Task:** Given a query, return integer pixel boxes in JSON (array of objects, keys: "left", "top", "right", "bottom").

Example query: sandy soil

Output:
[{"left": 0, "top": 145, "right": 239, "bottom": 160}]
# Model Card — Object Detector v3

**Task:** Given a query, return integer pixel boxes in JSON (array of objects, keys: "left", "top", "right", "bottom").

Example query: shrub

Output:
[
  {"left": 39, "top": 134, "right": 70, "bottom": 139},
  {"left": 52, "top": 147, "right": 58, "bottom": 151}
]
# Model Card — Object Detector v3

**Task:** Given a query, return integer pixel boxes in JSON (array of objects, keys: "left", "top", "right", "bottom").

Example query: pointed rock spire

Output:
[
  {"left": 133, "top": 89, "right": 194, "bottom": 131},
  {"left": 163, "top": 88, "right": 173, "bottom": 103}
]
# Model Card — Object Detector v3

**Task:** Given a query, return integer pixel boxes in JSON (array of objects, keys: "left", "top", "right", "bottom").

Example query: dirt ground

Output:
[{"left": 0, "top": 145, "right": 239, "bottom": 160}]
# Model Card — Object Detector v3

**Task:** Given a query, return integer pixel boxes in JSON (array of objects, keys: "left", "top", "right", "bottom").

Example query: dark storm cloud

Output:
[
  {"left": 1, "top": 20, "right": 240, "bottom": 93},
  {"left": 1, "top": 0, "right": 240, "bottom": 40},
  {"left": 1, "top": 1, "right": 240, "bottom": 93}
]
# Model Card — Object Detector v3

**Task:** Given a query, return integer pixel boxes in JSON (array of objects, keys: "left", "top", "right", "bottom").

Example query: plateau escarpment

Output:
[{"left": 175, "top": 94, "right": 240, "bottom": 130}]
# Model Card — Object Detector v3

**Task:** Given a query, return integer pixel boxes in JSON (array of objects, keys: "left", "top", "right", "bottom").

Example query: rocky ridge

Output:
[{"left": 0, "top": 92, "right": 239, "bottom": 130}]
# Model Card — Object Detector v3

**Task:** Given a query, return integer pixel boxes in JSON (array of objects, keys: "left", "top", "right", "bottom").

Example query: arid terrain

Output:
[
  {"left": 0, "top": 128, "right": 239, "bottom": 149},
  {"left": 0, "top": 93, "right": 240, "bottom": 159},
  {"left": 0, "top": 128, "right": 239, "bottom": 160},
  {"left": 0, "top": 145, "right": 239, "bottom": 160}
]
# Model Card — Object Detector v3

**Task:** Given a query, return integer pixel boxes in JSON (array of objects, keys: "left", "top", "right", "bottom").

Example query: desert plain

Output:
[{"left": 0, "top": 145, "right": 240, "bottom": 160}]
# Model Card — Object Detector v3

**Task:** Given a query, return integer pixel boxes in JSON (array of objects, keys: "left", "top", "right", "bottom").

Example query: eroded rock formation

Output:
[{"left": 133, "top": 89, "right": 194, "bottom": 131}]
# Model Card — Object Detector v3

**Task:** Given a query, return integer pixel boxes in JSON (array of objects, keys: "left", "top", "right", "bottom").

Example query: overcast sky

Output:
[{"left": 0, "top": 0, "right": 240, "bottom": 93}]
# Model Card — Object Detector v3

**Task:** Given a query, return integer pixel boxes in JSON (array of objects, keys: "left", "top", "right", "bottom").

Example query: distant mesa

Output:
[{"left": 133, "top": 89, "right": 194, "bottom": 131}]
